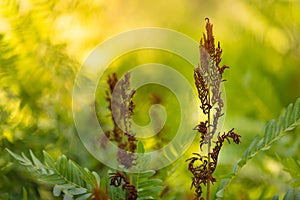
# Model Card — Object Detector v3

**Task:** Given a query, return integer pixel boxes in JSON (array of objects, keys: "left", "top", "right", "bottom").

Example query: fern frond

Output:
[
  {"left": 107, "top": 170, "right": 163, "bottom": 200},
  {"left": 6, "top": 149, "right": 100, "bottom": 200},
  {"left": 216, "top": 97, "right": 300, "bottom": 199},
  {"left": 134, "top": 170, "right": 163, "bottom": 200}
]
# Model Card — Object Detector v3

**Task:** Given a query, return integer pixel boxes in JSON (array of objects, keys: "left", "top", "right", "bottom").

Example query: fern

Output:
[
  {"left": 133, "top": 170, "right": 163, "bottom": 200},
  {"left": 216, "top": 97, "right": 300, "bottom": 199},
  {"left": 107, "top": 170, "right": 163, "bottom": 200},
  {"left": 6, "top": 149, "right": 100, "bottom": 200}
]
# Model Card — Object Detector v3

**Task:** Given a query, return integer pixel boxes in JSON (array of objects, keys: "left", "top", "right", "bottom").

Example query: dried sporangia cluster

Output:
[
  {"left": 186, "top": 18, "right": 241, "bottom": 200},
  {"left": 105, "top": 72, "right": 137, "bottom": 168},
  {"left": 109, "top": 171, "right": 138, "bottom": 200},
  {"left": 104, "top": 72, "right": 138, "bottom": 200}
]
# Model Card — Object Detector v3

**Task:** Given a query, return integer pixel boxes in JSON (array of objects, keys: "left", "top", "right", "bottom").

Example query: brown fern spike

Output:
[
  {"left": 105, "top": 72, "right": 138, "bottom": 200},
  {"left": 104, "top": 73, "right": 124, "bottom": 144},
  {"left": 104, "top": 73, "right": 137, "bottom": 168},
  {"left": 186, "top": 18, "right": 241, "bottom": 200}
]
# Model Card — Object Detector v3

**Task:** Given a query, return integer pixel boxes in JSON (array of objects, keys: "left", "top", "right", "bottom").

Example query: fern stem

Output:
[
  {"left": 206, "top": 88, "right": 211, "bottom": 200},
  {"left": 206, "top": 149, "right": 211, "bottom": 200},
  {"left": 129, "top": 170, "right": 133, "bottom": 185}
]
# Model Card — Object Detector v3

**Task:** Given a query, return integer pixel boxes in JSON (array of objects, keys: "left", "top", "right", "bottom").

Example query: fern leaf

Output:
[
  {"left": 216, "top": 97, "right": 300, "bottom": 199},
  {"left": 29, "top": 150, "right": 47, "bottom": 174},
  {"left": 53, "top": 184, "right": 63, "bottom": 197},
  {"left": 134, "top": 170, "right": 163, "bottom": 200},
  {"left": 7, "top": 149, "right": 99, "bottom": 200},
  {"left": 6, "top": 149, "right": 31, "bottom": 166},
  {"left": 43, "top": 150, "right": 56, "bottom": 169},
  {"left": 40, "top": 174, "right": 66, "bottom": 185}
]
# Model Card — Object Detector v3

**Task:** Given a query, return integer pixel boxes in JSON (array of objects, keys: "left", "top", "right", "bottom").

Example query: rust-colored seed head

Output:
[{"left": 187, "top": 18, "right": 241, "bottom": 200}]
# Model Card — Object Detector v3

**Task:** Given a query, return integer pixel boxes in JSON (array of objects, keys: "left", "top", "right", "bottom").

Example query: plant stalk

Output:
[
  {"left": 206, "top": 142, "right": 211, "bottom": 200},
  {"left": 206, "top": 88, "right": 211, "bottom": 200}
]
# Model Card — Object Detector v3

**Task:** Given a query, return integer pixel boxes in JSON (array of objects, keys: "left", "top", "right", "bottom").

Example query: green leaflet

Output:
[
  {"left": 216, "top": 97, "right": 300, "bottom": 199},
  {"left": 134, "top": 170, "right": 163, "bottom": 200},
  {"left": 137, "top": 141, "right": 145, "bottom": 154},
  {"left": 107, "top": 170, "right": 163, "bottom": 200},
  {"left": 6, "top": 149, "right": 99, "bottom": 200}
]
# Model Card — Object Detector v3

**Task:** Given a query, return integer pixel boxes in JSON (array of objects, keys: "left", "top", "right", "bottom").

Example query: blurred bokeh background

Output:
[{"left": 1, "top": 0, "right": 300, "bottom": 199}]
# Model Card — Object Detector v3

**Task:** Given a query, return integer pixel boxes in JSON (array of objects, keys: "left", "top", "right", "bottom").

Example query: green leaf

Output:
[
  {"left": 40, "top": 174, "right": 66, "bottom": 185},
  {"left": 134, "top": 170, "right": 163, "bottom": 200},
  {"left": 284, "top": 104, "right": 294, "bottom": 131},
  {"left": 30, "top": 150, "right": 47, "bottom": 174},
  {"left": 53, "top": 185, "right": 62, "bottom": 197},
  {"left": 76, "top": 165, "right": 97, "bottom": 186},
  {"left": 67, "top": 188, "right": 87, "bottom": 195},
  {"left": 283, "top": 188, "right": 294, "bottom": 200},
  {"left": 92, "top": 171, "right": 101, "bottom": 186},
  {"left": 43, "top": 150, "right": 56, "bottom": 169},
  {"left": 137, "top": 179, "right": 162, "bottom": 188},
  {"left": 22, "top": 187, "right": 28, "bottom": 200},
  {"left": 292, "top": 98, "right": 300, "bottom": 122},
  {"left": 63, "top": 193, "right": 73, "bottom": 200},
  {"left": 137, "top": 141, "right": 145, "bottom": 154},
  {"left": 138, "top": 186, "right": 163, "bottom": 197},
  {"left": 75, "top": 193, "right": 92, "bottom": 200},
  {"left": 263, "top": 120, "right": 275, "bottom": 145},
  {"left": 6, "top": 149, "right": 32, "bottom": 166},
  {"left": 7, "top": 149, "right": 98, "bottom": 199},
  {"left": 215, "top": 178, "right": 230, "bottom": 198},
  {"left": 69, "top": 160, "right": 83, "bottom": 186},
  {"left": 242, "top": 135, "right": 259, "bottom": 160},
  {"left": 136, "top": 170, "right": 156, "bottom": 179},
  {"left": 57, "top": 155, "right": 68, "bottom": 177},
  {"left": 260, "top": 145, "right": 271, "bottom": 151},
  {"left": 216, "top": 97, "right": 300, "bottom": 199},
  {"left": 21, "top": 153, "right": 33, "bottom": 167},
  {"left": 274, "top": 117, "right": 282, "bottom": 137}
]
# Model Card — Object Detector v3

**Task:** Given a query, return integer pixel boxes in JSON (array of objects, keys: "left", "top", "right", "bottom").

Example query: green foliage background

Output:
[{"left": 1, "top": 0, "right": 300, "bottom": 199}]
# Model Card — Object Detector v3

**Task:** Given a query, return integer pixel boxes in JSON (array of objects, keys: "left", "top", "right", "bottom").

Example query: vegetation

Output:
[
  {"left": 186, "top": 18, "right": 241, "bottom": 200},
  {"left": 1, "top": 1, "right": 300, "bottom": 199}
]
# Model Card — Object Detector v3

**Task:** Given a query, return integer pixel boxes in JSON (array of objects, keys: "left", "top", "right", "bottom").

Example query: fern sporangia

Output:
[
  {"left": 105, "top": 72, "right": 138, "bottom": 200},
  {"left": 105, "top": 72, "right": 137, "bottom": 169},
  {"left": 186, "top": 18, "right": 241, "bottom": 200}
]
